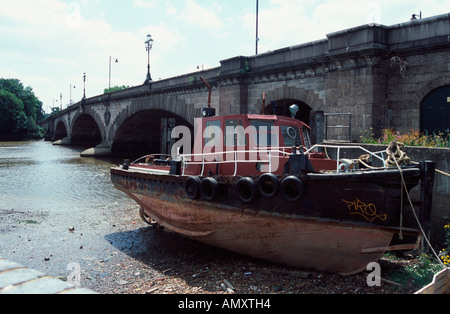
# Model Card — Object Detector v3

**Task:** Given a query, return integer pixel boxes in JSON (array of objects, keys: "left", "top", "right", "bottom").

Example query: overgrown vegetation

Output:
[
  {"left": 384, "top": 253, "right": 443, "bottom": 291},
  {"left": 439, "top": 224, "right": 450, "bottom": 267},
  {"left": 104, "top": 85, "right": 130, "bottom": 94},
  {"left": 361, "top": 128, "right": 450, "bottom": 148},
  {"left": 0, "top": 78, "right": 45, "bottom": 140},
  {"left": 361, "top": 129, "right": 449, "bottom": 292},
  {"left": 383, "top": 224, "right": 449, "bottom": 293}
]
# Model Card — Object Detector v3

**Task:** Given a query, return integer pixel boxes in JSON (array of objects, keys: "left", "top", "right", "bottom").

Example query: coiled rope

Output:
[{"left": 357, "top": 142, "right": 450, "bottom": 177}]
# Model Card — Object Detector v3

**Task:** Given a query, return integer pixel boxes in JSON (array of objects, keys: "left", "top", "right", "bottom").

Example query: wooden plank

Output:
[
  {"left": 415, "top": 268, "right": 450, "bottom": 294},
  {"left": 359, "top": 243, "right": 418, "bottom": 254}
]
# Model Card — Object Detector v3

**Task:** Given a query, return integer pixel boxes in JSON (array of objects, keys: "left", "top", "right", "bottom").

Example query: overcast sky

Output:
[{"left": 0, "top": 0, "right": 448, "bottom": 113}]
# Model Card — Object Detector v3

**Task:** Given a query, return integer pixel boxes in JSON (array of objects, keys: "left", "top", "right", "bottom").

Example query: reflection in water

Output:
[{"left": 0, "top": 141, "right": 129, "bottom": 212}]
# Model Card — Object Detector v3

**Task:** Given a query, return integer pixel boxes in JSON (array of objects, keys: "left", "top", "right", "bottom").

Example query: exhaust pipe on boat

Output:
[{"left": 200, "top": 77, "right": 216, "bottom": 117}]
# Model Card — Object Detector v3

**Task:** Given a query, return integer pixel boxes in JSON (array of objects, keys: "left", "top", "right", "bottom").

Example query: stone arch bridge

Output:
[{"left": 41, "top": 14, "right": 450, "bottom": 157}]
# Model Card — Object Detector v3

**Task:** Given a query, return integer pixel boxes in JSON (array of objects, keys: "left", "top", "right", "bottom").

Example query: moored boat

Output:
[{"left": 110, "top": 100, "right": 435, "bottom": 275}]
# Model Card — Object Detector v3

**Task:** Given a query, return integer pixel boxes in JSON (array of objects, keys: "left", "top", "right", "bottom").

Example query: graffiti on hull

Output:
[{"left": 342, "top": 198, "right": 387, "bottom": 222}]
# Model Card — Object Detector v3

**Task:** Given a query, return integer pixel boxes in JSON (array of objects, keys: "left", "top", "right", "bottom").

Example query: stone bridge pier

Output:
[{"left": 41, "top": 13, "right": 450, "bottom": 158}]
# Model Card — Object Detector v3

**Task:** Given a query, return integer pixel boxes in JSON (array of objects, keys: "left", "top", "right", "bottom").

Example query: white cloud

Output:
[
  {"left": 1, "top": 0, "right": 448, "bottom": 110},
  {"left": 0, "top": 0, "right": 228, "bottom": 106},
  {"left": 176, "top": 0, "right": 224, "bottom": 30},
  {"left": 0, "top": 0, "right": 146, "bottom": 105},
  {"left": 242, "top": 0, "right": 433, "bottom": 52},
  {"left": 133, "top": 0, "right": 158, "bottom": 9},
  {"left": 166, "top": 5, "right": 177, "bottom": 16}
]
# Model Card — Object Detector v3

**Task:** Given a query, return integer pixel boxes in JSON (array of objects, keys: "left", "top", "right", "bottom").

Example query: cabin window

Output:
[
  {"left": 204, "top": 120, "right": 221, "bottom": 147},
  {"left": 249, "top": 120, "right": 279, "bottom": 147},
  {"left": 281, "top": 125, "right": 302, "bottom": 147},
  {"left": 225, "top": 119, "right": 246, "bottom": 146}
]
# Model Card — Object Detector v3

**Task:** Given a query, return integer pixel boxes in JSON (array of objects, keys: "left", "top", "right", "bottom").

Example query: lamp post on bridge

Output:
[
  {"left": 256, "top": 0, "right": 259, "bottom": 55},
  {"left": 144, "top": 34, "right": 154, "bottom": 84},
  {"left": 70, "top": 84, "right": 76, "bottom": 106},
  {"left": 109, "top": 56, "right": 119, "bottom": 90},
  {"left": 83, "top": 73, "right": 86, "bottom": 99}
]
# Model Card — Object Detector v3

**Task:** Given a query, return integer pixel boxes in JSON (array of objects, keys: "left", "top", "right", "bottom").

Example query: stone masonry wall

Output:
[{"left": 45, "top": 14, "right": 450, "bottom": 151}]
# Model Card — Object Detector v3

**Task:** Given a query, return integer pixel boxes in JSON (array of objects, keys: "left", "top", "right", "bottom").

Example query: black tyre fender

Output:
[
  {"left": 185, "top": 176, "right": 201, "bottom": 200},
  {"left": 256, "top": 173, "right": 280, "bottom": 198},
  {"left": 235, "top": 177, "right": 258, "bottom": 204},
  {"left": 280, "top": 176, "right": 305, "bottom": 202},
  {"left": 200, "top": 177, "right": 219, "bottom": 201}
]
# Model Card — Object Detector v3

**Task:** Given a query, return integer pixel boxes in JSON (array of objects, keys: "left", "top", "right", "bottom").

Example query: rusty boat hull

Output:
[{"left": 110, "top": 164, "right": 430, "bottom": 275}]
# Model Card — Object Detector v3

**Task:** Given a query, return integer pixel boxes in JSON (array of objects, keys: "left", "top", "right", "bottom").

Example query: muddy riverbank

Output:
[
  {"left": 0, "top": 201, "right": 426, "bottom": 294},
  {"left": 0, "top": 141, "right": 429, "bottom": 294},
  {"left": 83, "top": 209, "right": 423, "bottom": 295}
]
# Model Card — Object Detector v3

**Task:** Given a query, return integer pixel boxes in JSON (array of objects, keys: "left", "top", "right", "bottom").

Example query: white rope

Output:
[
  {"left": 391, "top": 153, "right": 445, "bottom": 268},
  {"left": 410, "top": 160, "right": 450, "bottom": 178},
  {"left": 399, "top": 180, "right": 404, "bottom": 240},
  {"left": 436, "top": 169, "right": 450, "bottom": 178}
]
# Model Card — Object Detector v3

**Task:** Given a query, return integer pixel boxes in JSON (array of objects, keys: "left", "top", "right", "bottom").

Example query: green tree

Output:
[
  {"left": 50, "top": 107, "right": 61, "bottom": 115},
  {"left": 0, "top": 78, "right": 45, "bottom": 140},
  {"left": 0, "top": 89, "right": 24, "bottom": 136},
  {"left": 104, "top": 85, "right": 130, "bottom": 93}
]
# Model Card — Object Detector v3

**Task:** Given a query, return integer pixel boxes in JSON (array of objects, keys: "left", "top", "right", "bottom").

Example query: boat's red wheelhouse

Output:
[{"left": 181, "top": 113, "right": 334, "bottom": 176}]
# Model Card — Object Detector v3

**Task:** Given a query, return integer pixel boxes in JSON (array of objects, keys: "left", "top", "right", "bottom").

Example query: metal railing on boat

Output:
[
  {"left": 179, "top": 144, "right": 389, "bottom": 176},
  {"left": 180, "top": 148, "right": 292, "bottom": 176},
  {"left": 305, "top": 144, "right": 388, "bottom": 170}
]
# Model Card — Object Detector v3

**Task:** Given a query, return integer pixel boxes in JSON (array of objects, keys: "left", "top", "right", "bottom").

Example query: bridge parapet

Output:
[{"left": 39, "top": 13, "right": 450, "bottom": 156}]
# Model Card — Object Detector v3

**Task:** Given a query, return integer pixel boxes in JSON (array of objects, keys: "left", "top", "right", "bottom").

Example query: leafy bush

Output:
[
  {"left": 439, "top": 224, "right": 450, "bottom": 267},
  {"left": 0, "top": 78, "right": 45, "bottom": 140},
  {"left": 361, "top": 128, "right": 450, "bottom": 148}
]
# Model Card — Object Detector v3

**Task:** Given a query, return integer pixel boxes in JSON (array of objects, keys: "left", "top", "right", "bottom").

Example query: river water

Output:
[
  {"left": 0, "top": 141, "right": 127, "bottom": 212},
  {"left": 0, "top": 140, "right": 156, "bottom": 291}
]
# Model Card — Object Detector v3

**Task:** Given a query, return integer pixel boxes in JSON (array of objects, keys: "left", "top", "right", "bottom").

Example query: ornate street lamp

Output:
[
  {"left": 256, "top": 0, "right": 259, "bottom": 55},
  {"left": 411, "top": 11, "right": 422, "bottom": 20},
  {"left": 70, "top": 84, "right": 76, "bottom": 106},
  {"left": 144, "top": 34, "right": 154, "bottom": 84},
  {"left": 83, "top": 73, "right": 86, "bottom": 99},
  {"left": 109, "top": 56, "right": 119, "bottom": 90}
]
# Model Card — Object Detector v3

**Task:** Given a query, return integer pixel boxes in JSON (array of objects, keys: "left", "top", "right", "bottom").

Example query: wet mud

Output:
[{"left": 0, "top": 201, "right": 421, "bottom": 294}]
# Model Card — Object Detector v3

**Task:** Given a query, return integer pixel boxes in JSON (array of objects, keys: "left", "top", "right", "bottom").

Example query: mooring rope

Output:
[
  {"left": 389, "top": 151, "right": 445, "bottom": 268},
  {"left": 436, "top": 168, "right": 450, "bottom": 178},
  {"left": 408, "top": 161, "right": 450, "bottom": 178},
  {"left": 350, "top": 142, "right": 448, "bottom": 266}
]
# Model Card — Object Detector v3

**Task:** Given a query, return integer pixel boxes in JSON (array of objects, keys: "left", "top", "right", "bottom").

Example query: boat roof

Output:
[{"left": 202, "top": 113, "right": 311, "bottom": 129}]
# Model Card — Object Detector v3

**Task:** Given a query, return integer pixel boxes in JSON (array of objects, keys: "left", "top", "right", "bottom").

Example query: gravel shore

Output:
[
  {"left": 0, "top": 204, "right": 425, "bottom": 294},
  {"left": 81, "top": 217, "right": 421, "bottom": 295}
]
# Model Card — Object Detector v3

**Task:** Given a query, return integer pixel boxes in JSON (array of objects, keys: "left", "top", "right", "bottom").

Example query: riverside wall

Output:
[{"left": 325, "top": 143, "right": 449, "bottom": 244}]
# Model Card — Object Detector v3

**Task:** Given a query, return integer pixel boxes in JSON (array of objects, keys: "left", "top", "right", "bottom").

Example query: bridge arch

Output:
[
  {"left": 420, "top": 85, "right": 450, "bottom": 135},
  {"left": 261, "top": 86, "right": 323, "bottom": 125},
  {"left": 111, "top": 109, "right": 194, "bottom": 158},
  {"left": 70, "top": 113, "right": 103, "bottom": 146},
  {"left": 54, "top": 120, "right": 68, "bottom": 141}
]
